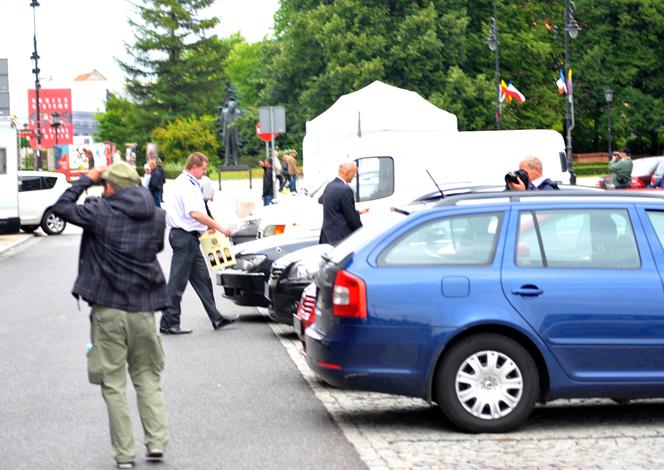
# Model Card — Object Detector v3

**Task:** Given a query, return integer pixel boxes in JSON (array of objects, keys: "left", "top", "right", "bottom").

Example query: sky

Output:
[{"left": 0, "top": 0, "right": 279, "bottom": 122}]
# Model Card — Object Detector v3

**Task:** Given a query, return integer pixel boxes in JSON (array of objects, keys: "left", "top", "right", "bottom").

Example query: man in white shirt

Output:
[{"left": 160, "top": 152, "right": 234, "bottom": 334}]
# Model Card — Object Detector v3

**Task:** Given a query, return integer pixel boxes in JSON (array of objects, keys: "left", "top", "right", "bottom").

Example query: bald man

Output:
[
  {"left": 507, "top": 156, "right": 559, "bottom": 191},
  {"left": 318, "top": 162, "right": 363, "bottom": 245}
]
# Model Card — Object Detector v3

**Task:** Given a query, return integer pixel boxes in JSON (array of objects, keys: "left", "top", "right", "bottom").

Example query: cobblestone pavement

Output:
[{"left": 266, "top": 316, "right": 664, "bottom": 469}]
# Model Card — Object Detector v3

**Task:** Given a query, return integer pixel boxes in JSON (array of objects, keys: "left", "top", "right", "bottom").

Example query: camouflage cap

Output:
[{"left": 101, "top": 161, "right": 141, "bottom": 189}]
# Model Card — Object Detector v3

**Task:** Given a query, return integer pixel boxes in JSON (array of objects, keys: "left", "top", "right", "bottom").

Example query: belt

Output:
[{"left": 173, "top": 227, "right": 201, "bottom": 238}]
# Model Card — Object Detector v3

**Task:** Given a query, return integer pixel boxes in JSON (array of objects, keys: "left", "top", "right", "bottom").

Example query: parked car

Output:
[
  {"left": 650, "top": 159, "right": 664, "bottom": 187},
  {"left": 18, "top": 170, "right": 70, "bottom": 235},
  {"left": 306, "top": 190, "right": 664, "bottom": 433},
  {"left": 293, "top": 282, "right": 317, "bottom": 344},
  {"left": 597, "top": 156, "right": 664, "bottom": 189},
  {"left": 267, "top": 244, "right": 331, "bottom": 324},
  {"left": 216, "top": 234, "right": 319, "bottom": 307}
]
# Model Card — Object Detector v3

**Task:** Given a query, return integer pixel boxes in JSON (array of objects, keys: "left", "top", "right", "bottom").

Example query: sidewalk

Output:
[{"left": 0, "top": 233, "right": 33, "bottom": 255}]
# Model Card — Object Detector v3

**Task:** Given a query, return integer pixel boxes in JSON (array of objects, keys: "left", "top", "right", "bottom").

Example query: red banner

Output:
[{"left": 27, "top": 88, "right": 74, "bottom": 149}]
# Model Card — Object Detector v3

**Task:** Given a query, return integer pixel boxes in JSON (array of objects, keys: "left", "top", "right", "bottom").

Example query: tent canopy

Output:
[{"left": 305, "top": 81, "right": 458, "bottom": 137}]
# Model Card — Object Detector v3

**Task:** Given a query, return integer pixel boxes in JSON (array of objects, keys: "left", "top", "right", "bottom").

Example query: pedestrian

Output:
[
  {"left": 148, "top": 158, "right": 165, "bottom": 207},
  {"left": 142, "top": 162, "right": 152, "bottom": 188},
  {"left": 318, "top": 161, "right": 366, "bottom": 245},
  {"left": 609, "top": 147, "right": 633, "bottom": 189},
  {"left": 272, "top": 150, "right": 286, "bottom": 192},
  {"left": 283, "top": 149, "right": 299, "bottom": 193},
  {"left": 506, "top": 156, "right": 559, "bottom": 191},
  {"left": 258, "top": 157, "right": 274, "bottom": 206},
  {"left": 160, "top": 151, "right": 235, "bottom": 335},
  {"left": 199, "top": 174, "right": 216, "bottom": 217},
  {"left": 52, "top": 161, "right": 171, "bottom": 469}
]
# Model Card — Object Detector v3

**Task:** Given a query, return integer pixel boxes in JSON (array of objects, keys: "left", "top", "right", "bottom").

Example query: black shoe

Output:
[
  {"left": 159, "top": 326, "right": 193, "bottom": 335},
  {"left": 212, "top": 317, "right": 237, "bottom": 330},
  {"left": 146, "top": 446, "right": 164, "bottom": 461}
]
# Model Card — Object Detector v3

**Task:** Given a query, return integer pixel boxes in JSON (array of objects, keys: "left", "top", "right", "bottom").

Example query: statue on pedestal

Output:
[{"left": 220, "top": 85, "right": 242, "bottom": 167}]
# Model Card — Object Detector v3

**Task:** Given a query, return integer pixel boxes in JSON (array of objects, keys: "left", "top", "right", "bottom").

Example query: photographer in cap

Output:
[
  {"left": 609, "top": 147, "right": 633, "bottom": 189},
  {"left": 506, "top": 156, "right": 559, "bottom": 191},
  {"left": 53, "top": 161, "right": 170, "bottom": 469}
]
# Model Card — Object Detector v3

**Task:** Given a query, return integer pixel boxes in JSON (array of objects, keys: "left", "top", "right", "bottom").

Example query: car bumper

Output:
[
  {"left": 268, "top": 277, "right": 310, "bottom": 324},
  {"left": 304, "top": 323, "right": 428, "bottom": 399},
  {"left": 216, "top": 269, "right": 269, "bottom": 307}
]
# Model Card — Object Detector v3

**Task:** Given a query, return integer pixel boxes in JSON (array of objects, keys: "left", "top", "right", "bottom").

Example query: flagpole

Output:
[{"left": 487, "top": 0, "right": 501, "bottom": 130}]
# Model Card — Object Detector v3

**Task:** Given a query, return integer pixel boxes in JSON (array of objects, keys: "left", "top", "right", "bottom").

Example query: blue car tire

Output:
[{"left": 436, "top": 333, "right": 539, "bottom": 433}]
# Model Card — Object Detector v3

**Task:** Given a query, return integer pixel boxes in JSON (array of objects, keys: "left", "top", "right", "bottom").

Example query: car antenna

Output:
[{"left": 426, "top": 169, "right": 445, "bottom": 198}]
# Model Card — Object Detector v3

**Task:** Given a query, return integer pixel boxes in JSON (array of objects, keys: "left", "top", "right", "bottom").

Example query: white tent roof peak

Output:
[{"left": 305, "top": 80, "right": 457, "bottom": 136}]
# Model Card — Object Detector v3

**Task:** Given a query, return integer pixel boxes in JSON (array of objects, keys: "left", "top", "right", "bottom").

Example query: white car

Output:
[{"left": 18, "top": 170, "right": 70, "bottom": 235}]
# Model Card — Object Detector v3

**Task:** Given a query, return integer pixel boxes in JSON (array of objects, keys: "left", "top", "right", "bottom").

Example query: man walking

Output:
[
  {"left": 160, "top": 152, "right": 235, "bottom": 334},
  {"left": 53, "top": 161, "right": 171, "bottom": 469},
  {"left": 148, "top": 158, "right": 165, "bottom": 207},
  {"left": 319, "top": 161, "right": 365, "bottom": 245}
]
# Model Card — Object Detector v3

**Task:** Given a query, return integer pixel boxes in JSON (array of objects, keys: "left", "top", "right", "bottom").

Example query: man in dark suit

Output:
[{"left": 319, "top": 162, "right": 364, "bottom": 245}]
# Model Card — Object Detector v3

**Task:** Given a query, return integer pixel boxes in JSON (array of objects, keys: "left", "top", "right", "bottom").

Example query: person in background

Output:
[
  {"left": 148, "top": 159, "right": 165, "bottom": 207},
  {"left": 319, "top": 161, "right": 367, "bottom": 245},
  {"left": 143, "top": 163, "right": 152, "bottom": 189},
  {"left": 272, "top": 150, "right": 286, "bottom": 192},
  {"left": 160, "top": 152, "right": 235, "bottom": 335},
  {"left": 199, "top": 174, "right": 216, "bottom": 217},
  {"left": 506, "top": 156, "right": 559, "bottom": 191},
  {"left": 258, "top": 157, "right": 274, "bottom": 206},
  {"left": 609, "top": 147, "right": 633, "bottom": 189},
  {"left": 52, "top": 162, "right": 171, "bottom": 469},
  {"left": 283, "top": 150, "right": 299, "bottom": 193}
]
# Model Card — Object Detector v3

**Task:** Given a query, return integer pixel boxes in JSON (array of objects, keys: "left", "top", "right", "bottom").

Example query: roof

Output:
[
  {"left": 73, "top": 69, "right": 107, "bottom": 81},
  {"left": 305, "top": 80, "right": 457, "bottom": 137}
]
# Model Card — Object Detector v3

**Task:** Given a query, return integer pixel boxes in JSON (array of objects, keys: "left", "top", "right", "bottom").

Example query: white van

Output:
[
  {"left": 257, "top": 129, "right": 569, "bottom": 238},
  {"left": 0, "top": 120, "right": 19, "bottom": 234}
]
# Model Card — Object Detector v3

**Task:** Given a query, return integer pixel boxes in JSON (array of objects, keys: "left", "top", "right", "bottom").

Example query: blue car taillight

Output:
[{"left": 332, "top": 269, "right": 367, "bottom": 318}]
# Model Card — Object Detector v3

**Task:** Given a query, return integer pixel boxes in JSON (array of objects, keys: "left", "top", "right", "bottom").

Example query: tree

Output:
[
  {"left": 95, "top": 94, "right": 153, "bottom": 161},
  {"left": 150, "top": 115, "right": 219, "bottom": 163},
  {"left": 118, "top": 0, "right": 229, "bottom": 122}
]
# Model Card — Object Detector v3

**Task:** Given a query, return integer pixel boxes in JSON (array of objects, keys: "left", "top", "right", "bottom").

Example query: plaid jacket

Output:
[{"left": 53, "top": 176, "right": 171, "bottom": 312}]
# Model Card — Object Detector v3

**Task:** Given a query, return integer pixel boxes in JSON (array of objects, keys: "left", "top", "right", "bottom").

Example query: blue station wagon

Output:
[{"left": 306, "top": 191, "right": 664, "bottom": 433}]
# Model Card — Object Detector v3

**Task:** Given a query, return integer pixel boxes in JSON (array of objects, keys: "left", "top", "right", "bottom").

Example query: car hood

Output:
[
  {"left": 272, "top": 243, "right": 333, "bottom": 270},
  {"left": 233, "top": 233, "right": 320, "bottom": 256}
]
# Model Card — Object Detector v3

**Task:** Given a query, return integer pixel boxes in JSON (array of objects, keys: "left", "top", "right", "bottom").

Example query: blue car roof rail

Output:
[{"left": 434, "top": 190, "right": 664, "bottom": 207}]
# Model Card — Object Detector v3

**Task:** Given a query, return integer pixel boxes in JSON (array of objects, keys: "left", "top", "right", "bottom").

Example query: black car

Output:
[
  {"left": 216, "top": 233, "right": 319, "bottom": 307},
  {"left": 267, "top": 244, "right": 331, "bottom": 324}
]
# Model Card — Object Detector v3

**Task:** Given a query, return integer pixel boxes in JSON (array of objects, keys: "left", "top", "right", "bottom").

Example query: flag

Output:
[
  {"left": 500, "top": 79, "right": 508, "bottom": 102},
  {"left": 567, "top": 68, "right": 573, "bottom": 96},
  {"left": 504, "top": 81, "right": 526, "bottom": 104},
  {"left": 556, "top": 69, "right": 567, "bottom": 94}
]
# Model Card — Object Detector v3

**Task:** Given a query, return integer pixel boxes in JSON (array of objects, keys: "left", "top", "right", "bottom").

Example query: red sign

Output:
[
  {"left": 27, "top": 88, "right": 74, "bottom": 148},
  {"left": 256, "top": 122, "right": 277, "bottom": 142}
]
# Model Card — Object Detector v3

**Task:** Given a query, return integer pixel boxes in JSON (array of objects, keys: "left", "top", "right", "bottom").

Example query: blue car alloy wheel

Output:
[{"left": 435, "top": 333, "right": 539, "bottom": 433}]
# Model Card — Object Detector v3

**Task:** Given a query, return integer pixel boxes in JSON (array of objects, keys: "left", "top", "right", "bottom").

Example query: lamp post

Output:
[
  {"left": 487, "top": 2, "right": 501, "bottom": 130},
  {"left": 30, "top": 0, "right": 42, "bottom": 170},
  {"left": 563, "top": 0, "right": 580, "bottom": 184},
  {"left": 604, "top": 87, "right": 613, "bottom": 161},
  {"left": 51, "top": 111, "right": 61, "bottom": 146}
]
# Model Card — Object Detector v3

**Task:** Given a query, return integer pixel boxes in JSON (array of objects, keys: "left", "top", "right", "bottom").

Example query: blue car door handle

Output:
[{"left": 511, "top": 285, "right": 543, "bottom": 297}]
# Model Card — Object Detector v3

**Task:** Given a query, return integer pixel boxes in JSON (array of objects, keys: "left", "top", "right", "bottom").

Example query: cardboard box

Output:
[{"left": 200, "top": 231, "right": 235, "bottom": 271}]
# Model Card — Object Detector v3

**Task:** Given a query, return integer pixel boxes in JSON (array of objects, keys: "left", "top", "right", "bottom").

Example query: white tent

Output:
[
  {"left": 305, "top": 80, "right": 457, "bottom": 137},
  {"left": 302, "top": 81, "right": 458, "bottom": 189}
]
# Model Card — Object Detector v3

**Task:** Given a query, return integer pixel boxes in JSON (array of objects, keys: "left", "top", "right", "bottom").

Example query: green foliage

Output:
[
  {"left": 150, "top": 115, "right": 219, "bottom": 164},
  {"left": 95, "top": 94, "right": 154, "bottom": 164}
]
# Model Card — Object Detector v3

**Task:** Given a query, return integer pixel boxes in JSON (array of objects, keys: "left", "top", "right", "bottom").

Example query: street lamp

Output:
[
  {"left": 30, "top": 0, "right": 42, "bottom": 170},
  {"left": 563, "top": 0, "right": 580, "bottom": 185},
  {"left": 487, "top": 2, "right": 501, "bottom": 130},
  {"left": 604, "top": 87, "right": 613, "bottom": 161},
  {"left": 51, "top": 111, "right": 61, "bottom": 146}
]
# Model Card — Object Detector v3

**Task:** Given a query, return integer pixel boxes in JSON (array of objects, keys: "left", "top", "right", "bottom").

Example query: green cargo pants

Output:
[{"left": 89, "top": 306, "right": 170, "bottom": 464}]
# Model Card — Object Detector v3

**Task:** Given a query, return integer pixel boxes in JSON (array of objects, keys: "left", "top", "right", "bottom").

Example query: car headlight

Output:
[
  {"left": 233, "top": 254, "right": 267, "bottom": 272},
  {"left": 287, "top": 257, "right": 322, "bottom": 281}
]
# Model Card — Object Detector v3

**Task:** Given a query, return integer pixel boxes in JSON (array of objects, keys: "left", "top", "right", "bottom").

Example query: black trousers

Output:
[{"left": 160, "top": 228, "right": 224, "bottom": 328}]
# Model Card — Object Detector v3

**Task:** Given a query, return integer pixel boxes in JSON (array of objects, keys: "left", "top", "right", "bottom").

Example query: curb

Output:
[{"left": 0, "top": 233, "right": 35, "bottom": 256}]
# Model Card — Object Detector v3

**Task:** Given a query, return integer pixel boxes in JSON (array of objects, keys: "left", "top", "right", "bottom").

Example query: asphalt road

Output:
[{"left": 0, "top": 232, "right": 366, "bottom": 470}]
